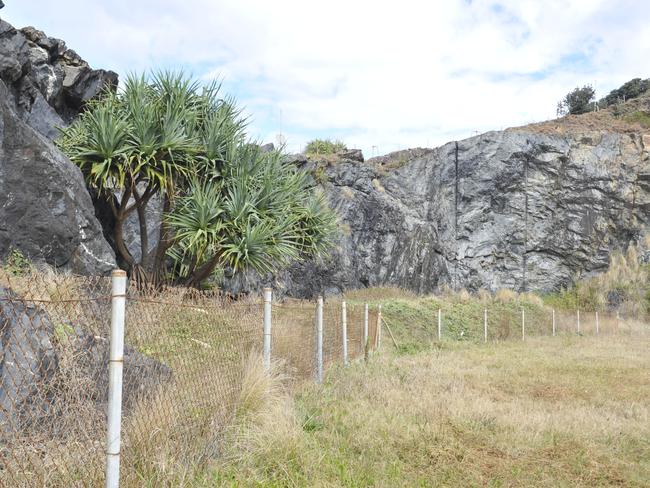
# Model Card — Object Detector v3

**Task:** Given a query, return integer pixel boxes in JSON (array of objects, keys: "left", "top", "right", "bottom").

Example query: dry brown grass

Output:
[
  {"left": 213, "top": 335, "right": 650, "bottom": 487},
  {"left": 512, "top": 92, "right": 650, "bottom": 137}
]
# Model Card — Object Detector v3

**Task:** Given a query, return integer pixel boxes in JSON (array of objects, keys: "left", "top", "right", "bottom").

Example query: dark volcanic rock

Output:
[
  {"left": 339, "top": 148, "right": 364, "bottom": 162},
  {"left": 74, "top": 331, "right": 172, "bottom": 411},
  {"left": 0, "top": 287, "right": 58, "bottom": 434},
  {"left": 0, "top": 17, "right": 116, "bottom": 273},
  {"left": 0, "top": 18, "right": 118, "bottom": 139},
  {"left": 0, "top": 79, "right": 116, "bottom": 273}
]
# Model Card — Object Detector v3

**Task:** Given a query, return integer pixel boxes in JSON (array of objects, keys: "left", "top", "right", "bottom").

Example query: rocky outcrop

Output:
[
  {"left": 0, "top": 18, "right": 116, "bottom": 273},
  {"left": 0, "top": 78, "right": 116, "bottom": 273},
  {"left": 274, "top": 129, "right": 650, "bottom": 297},
  {"left": 0, "top": 18, "right": 118, "bottom": 139}
]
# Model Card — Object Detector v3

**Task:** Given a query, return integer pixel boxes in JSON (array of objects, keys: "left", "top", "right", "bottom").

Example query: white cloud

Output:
[{"left": 3, "top": 0, "right": 650, "bottom": 155}]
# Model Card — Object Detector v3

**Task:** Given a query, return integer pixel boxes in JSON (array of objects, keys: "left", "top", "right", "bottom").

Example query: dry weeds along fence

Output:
[{"left": 0, "top": 270, "right": 378, "bottom": 487}]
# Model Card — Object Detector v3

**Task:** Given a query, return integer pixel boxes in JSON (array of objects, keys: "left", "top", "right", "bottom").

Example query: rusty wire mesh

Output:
[
  {"left": 0, "top": 272, "right": 262, "bottom": 487},
  {"left": 0, "top": 272, "right": 112, "bottom": 487},
  {"left": 0, "top": 271, "right": 381, "bottom": 487}
]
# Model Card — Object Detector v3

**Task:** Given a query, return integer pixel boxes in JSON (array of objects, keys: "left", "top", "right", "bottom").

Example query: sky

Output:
[{"left": 3, "top": 0, "right": 650, "bottom": 157}]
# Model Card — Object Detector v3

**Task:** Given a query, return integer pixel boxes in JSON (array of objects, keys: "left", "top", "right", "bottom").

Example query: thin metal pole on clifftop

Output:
[
  {"left": 552, "top": 308, "right": 556, "bottom": 337},
  {"left": 106, "top": 270, "right": 127, "bottom": 488},
  {"left": 376, "top": 305, "right": 382, "bottom": 350}
]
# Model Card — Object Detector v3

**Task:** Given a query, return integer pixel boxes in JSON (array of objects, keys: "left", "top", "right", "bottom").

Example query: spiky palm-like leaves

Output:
[
  {"left": 167, "top": 146, "right": 337, "bottom": 285},
  {"left": 58, "top": 71, "right": 336, "bottom": 286}
]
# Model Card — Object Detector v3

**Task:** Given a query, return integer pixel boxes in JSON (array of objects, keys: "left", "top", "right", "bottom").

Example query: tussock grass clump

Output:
[
  {"left": 304, "top": 138, "right": 346, "bottom": 156},
  {"left": 544, "top": 238, "right": 650, "bottom": 317}
]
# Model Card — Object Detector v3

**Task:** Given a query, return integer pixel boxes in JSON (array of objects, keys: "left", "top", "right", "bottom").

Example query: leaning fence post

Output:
[
  {"left": 376, "top": 305, "right": 382, "bottom": 350},
  {"left": 342, "top": 300, "right": 348, "bottom": 366},
  {"left": 484, "top": 308, "right": 488, "bottom": 343},
  {"left": 263, "top": 287, "right": 272, "bottom": 371},
  {"left": 106, "top": 269, "right": 127, "bottom": 488},
  {"left": 577, "top": 309, "right": 581, "bottom": 334},
  {"left": 521, "top": 308, "right": 525, "bottom": 341},
  {"left": 595, "top": 311, "right": 599, "bottom": 335},
  {"left": 437, "top": 308, "right": 442, "bottom": 341},
  {"left": 552, "top": 308, "right": 556, "bottom": 337},
  {"left": 316, "top": 296, "right": 324, "bottom": 384}
]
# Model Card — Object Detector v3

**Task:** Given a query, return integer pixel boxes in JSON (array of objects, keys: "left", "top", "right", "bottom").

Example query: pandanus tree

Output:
[{"left": 58, "top": 71, "right": 337, "bottom": 286}]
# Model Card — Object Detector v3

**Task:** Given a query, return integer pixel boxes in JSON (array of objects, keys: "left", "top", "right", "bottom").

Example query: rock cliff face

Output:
[
  {"left": 0, "top": 17, "right": 116, "bottom": 273},
  {"left": 280, "top": 128, "right": 650, "bottom": 296}
]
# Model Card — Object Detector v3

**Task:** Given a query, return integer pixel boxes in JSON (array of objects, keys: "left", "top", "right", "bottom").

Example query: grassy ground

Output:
[{"left": 211, "top": 334, "right": 650, "bottom": 487}]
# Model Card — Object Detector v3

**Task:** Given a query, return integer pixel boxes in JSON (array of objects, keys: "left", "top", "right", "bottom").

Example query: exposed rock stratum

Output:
[{"left": 275, "top": 128, "right": 650, "bottom": 297}]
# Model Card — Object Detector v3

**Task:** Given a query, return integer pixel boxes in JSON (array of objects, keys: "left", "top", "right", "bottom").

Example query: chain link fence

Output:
[
  {"left": 0, "top": 272, "right": 380, "bottom": 486},
  {"left": 1, "top": 269, "right": 643, "bottom": 486}
]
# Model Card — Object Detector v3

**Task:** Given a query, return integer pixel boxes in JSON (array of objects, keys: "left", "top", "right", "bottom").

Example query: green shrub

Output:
[
  {"left": 624, "top": 111, "right": 650, "bottom": 128},
  {"left": 305, "top": 139, "right": 346, "bottom": 156},
  {"left": 556, "top": 85, "right": 595, "bottom": 115}
]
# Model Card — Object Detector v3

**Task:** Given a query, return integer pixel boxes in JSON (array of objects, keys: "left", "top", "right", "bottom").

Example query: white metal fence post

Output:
[
  {"left": 577, "top": 309, "right": 581, "bottom": 334},
  {"left": 376, "top": 305, "right": 382, "bottom": 350},
  {"left": 316, "top": 296, "right": 324, "bottom": 383},
  {"left": 484, "top": 308, "right": 488, "bottom": 343},
  {"left": 437, "top": 308, "right": 442, "bottom": 341},
  {"left": 106, "top": 269, "right": 127, "bottom": 488},
  {"left": 342, "top": 300, "right": 348, "bottom": 366},
  {"left": 263, "top": 287, "right": 272, "bottom": 371},
  {"left": 363, "top": 303, "right": 369, "bottom": 350},
  {"left": 552, "top": 308, "right": 556, "bottom": 337},
  {"left": 595, "top": 311, "right": 599, "bottom": 335},
  {"left": 521, "top": 308, "right": 525, "bottom": 341}
]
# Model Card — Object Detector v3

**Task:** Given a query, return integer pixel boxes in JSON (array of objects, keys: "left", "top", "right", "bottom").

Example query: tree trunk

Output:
[
  {"left": 113, "top": 214, "right": 135, "bottom": 268},
  {"left": 183, "top": 251, "right": 223, "bottom": 288},
  {"left": 132, "top": 185, "right": 154, "bottom": 273},
  {"left": 152, "top": 193, "right": 173, "bottom": 283}
]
